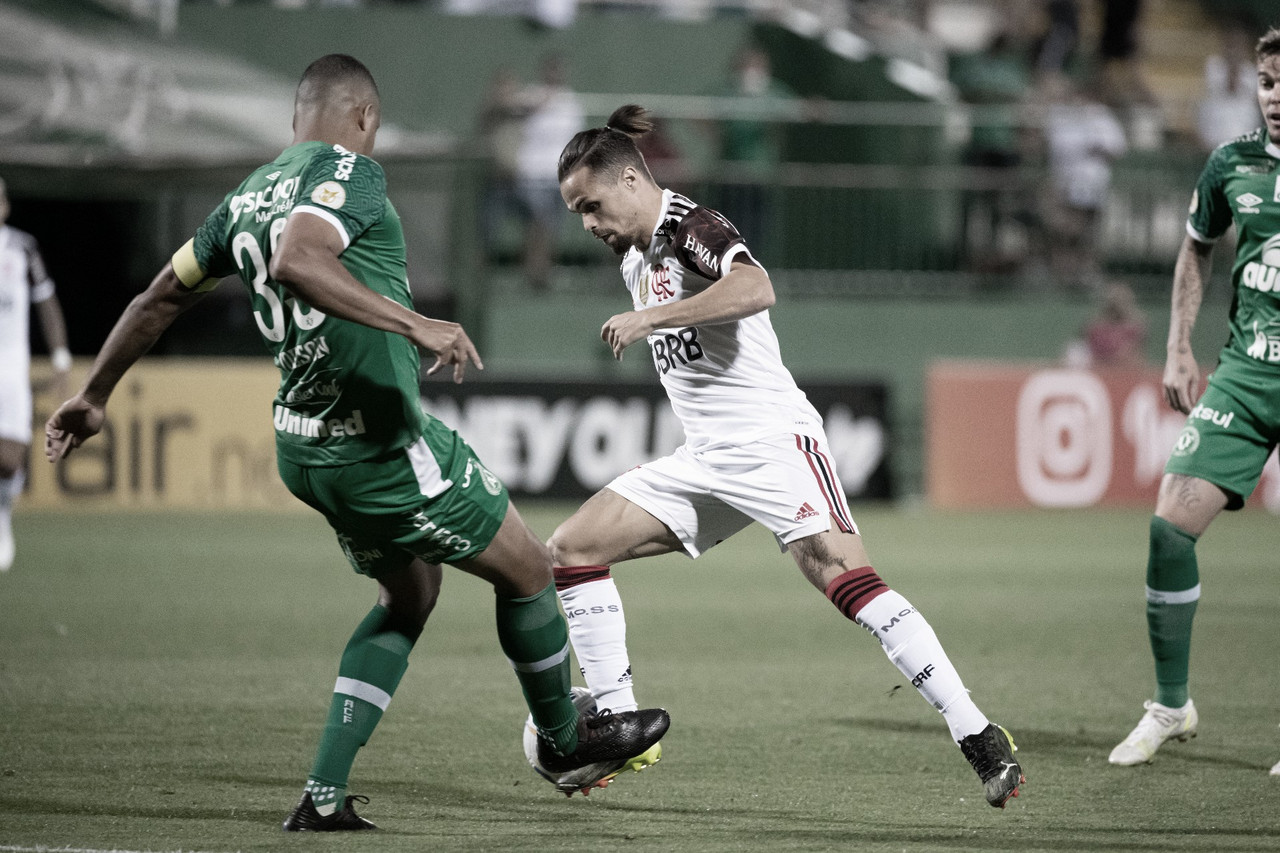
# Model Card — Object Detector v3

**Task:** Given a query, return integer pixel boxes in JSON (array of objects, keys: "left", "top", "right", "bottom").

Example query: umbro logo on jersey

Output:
[
  {"left": 794, "top": 502, "right": 819, "bottom": 521},
  {"left": 266, "top": 171, "right": 282, "bottom": 180},
  {"left": 1236, "top": 192, "right": 1264, "bottom": 213}
]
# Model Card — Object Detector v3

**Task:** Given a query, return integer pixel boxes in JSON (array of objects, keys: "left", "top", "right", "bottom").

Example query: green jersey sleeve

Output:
[
  {"left": 189, "top": 198, "right": 237, "bottom": 282},
  {"left": 291, "top": 145, "right": 387, "bottom": 248},
  {"left": 1187, "top": 146, "right": 1234, "bottom": 243}
]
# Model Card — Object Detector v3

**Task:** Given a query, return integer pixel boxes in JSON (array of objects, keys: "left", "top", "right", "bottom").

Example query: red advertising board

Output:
[{"left": 926, "top": 360, "right": 1280, "bottom": 509}]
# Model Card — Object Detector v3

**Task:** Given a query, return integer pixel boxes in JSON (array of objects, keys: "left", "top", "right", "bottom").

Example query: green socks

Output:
[
  {"left": 306, "top": 605, "right": 413, "bottom": 815},
  {"left": 1146, "top": 516, "right": 1200, "bottom": 708},
  {"left": 300, "top": 584, "right": 578, "bottom": 814},
  {"left": 495, "top": 583, "right": 578, "bottom": 755}
]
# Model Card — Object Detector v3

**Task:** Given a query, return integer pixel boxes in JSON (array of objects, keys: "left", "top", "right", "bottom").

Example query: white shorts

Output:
[
  {"left": 607, "top": 432, "right": 859, "bottom": 558},
  {"left": 0, "top": 374, "right": 32, "bottom": 444}
]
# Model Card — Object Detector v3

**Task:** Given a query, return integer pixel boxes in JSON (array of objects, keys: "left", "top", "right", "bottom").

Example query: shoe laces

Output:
[
  {"left": 1135, "top": 701, "right": 1183, "bottom": 735},
  {"left": 580, "top": 708, "right": 618, "bottom": 739}
]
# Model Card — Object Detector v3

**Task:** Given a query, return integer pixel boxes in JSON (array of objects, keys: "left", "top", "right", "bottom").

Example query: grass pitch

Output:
[{"left": 2, "top": 503, "right": 1278, "bottom": 852}]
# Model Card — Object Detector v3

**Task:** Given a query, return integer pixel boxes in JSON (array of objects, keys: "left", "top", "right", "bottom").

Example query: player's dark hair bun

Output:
[{"left": 605, "top": 105, "right": 654, "bottom": 138}]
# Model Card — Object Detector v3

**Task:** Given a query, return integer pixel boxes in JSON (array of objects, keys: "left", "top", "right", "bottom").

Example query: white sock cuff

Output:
[
  {"left": 1146, "top": 584, "right": 1200, "bottom": 605},
  {"left": 333, "top": 676, "right": 392, "bottom": 711}
]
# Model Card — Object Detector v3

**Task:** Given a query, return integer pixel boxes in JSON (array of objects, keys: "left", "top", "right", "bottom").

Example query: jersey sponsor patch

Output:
[
  {"left": 311, "top": 180, "right": 347, "bottom": 210},
  {"left": 1236, "top": 192, "right": 1264, "bottom": 214}
]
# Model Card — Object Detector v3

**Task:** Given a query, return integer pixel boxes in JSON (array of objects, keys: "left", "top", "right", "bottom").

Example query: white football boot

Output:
[{"left": 1109, "top": 699, "right": 1198, "bottom": 765}]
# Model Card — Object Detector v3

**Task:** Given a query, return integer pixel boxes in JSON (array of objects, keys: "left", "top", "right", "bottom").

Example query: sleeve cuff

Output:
[
  {"left": 292, "top": 205, "right": 351, "bottom": 250},
  {"left": 172, "top": 238, "right": 222, "bottom": 292},
  {"left": 1186, "top": 221, "right": 1217, "bottom": 244}
]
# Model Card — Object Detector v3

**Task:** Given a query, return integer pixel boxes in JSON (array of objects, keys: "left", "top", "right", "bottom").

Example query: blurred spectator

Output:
[
  {"left": 514, "top": 54, "right": 583, "bottom": 290},
  {"left": 1039, "top": 74, "right": 1128, "bottom": 287},
  {"left": 1197, "top": 16, "right": 1262, "bottom": 151},
  {"left": 477, "top": 68, "right": 528, "bottom": 263},
  {"left": 1032, "top": 1, "right": 1154, "bottom": 107},
  {"left": 950, "top": 28, "right": 1034, "bottom": 272},
  {"left": 1034, "top": 0, "right": 1081, "bottom": 77},
  {"left": 1097, "top": 0, "right": 1155, "bottom": 107},
  {"left": 711, "top": 45, "right": 792, "bottom": 249},
  {"left": 477, "top": 56, "right": 583, "bottom": 290},
  {"left": 1063, "top": 280, "right": 1147, "bottom": 367}
]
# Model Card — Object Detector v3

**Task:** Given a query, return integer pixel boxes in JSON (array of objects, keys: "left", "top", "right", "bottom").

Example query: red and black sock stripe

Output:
[
  {"left": 824, "top": 566, "right": 888, "bottom": 622},
  {"left": 553, "top": 564, "right": 612, "bottom": 592}
]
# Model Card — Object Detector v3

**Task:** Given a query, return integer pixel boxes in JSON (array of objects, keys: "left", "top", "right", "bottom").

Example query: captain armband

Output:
[{"left": 171, "top": 238, "right": 223, "bottom": 292}]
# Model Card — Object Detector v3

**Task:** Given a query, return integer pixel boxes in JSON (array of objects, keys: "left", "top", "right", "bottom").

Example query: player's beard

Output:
[{"left": 602, "top": 232, "right": 630, "bottom": 256}]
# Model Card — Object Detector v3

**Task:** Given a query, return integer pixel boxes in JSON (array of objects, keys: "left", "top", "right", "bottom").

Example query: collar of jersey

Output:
[
  {"left": 646, "top": 188, "right": 678, "bottom": 256},
  {"left": 1267, "top": 140, "right": 1280, "bottom": 160}
]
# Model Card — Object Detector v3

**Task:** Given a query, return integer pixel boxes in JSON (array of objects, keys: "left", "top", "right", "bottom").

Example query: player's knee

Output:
[{"left": 546, "top": 523, "right": 591, "bottom": 567}]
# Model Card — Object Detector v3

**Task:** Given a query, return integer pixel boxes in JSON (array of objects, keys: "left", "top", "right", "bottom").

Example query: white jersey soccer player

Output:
[
  {"left": 547, "top": 104, "right": 1025, "bottom": 808},
  {"left": 0, "top": 227, "right": 57, "bottom": 439},
  {"left": 622, "top": 188, "right": 826, "bottom": 451},
  {"left": 607, "top": 187, "right": 856, "bottom": 558},
  {"left": 0, "top": 183, "right": 71, "bottom": 571}
]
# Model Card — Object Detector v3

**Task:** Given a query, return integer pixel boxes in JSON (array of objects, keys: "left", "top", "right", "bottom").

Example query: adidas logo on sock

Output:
[{"left": 794, "top": 502, "right": 819, "bottom": 521}]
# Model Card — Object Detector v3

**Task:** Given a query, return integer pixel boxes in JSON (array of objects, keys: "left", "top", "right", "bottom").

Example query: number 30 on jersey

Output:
[{"left": 232, "top": 218, "right": 326, "bottom": 343}]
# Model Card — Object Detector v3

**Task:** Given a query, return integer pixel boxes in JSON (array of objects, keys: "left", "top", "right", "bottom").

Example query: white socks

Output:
[
  {"left": 554, "top": 568, "right": 637, "bottom": 713},
  {"left": 854, "top": 589, "right": 989, "bottom": 742},
  {"left": 557, "top": 563, "right": 991, "bottom": 743}
]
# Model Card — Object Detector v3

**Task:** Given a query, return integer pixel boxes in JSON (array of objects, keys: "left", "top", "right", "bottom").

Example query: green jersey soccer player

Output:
[
  {"left": 45, "top": 54, "right": 667, "bottom": 830},
  {"left": 1109, "top": 28, "right": 1280, "bottom": 773}
]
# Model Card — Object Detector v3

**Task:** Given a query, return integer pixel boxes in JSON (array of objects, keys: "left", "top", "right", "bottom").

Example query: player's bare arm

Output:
[
  {"left": 270, "top": 210, "right": 482, "bottom": 382},
  {"left": 44, "top": 263, "right": 204, "bottom": 461},
  {"left": 1163, "top": 235, "right": 1213, "bottom": 413},
  {"left": 600, "top": 260, "right": 774, "bottom": 359},
  {"left": 34, "top": 293, "right": 71, "bottom": 400}
]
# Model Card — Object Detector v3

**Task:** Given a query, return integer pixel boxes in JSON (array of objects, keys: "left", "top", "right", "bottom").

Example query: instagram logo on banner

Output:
[{"left": 1015, "top": 370, "right": 1113, "bottom": 507}]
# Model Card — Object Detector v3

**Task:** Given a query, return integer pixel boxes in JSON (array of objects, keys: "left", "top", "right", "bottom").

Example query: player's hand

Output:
[
  {"left": 1162, "top": 349, "right": 1200, "bottom": 414},
  {"left": 600, "top": 312, "right": 653, "bottom": 360},
  {"left": 414, "top": 318, "right": 483, "bottom": 383},
  {"left": 44, "top": 394, "right": 106, "bottom": 462}
]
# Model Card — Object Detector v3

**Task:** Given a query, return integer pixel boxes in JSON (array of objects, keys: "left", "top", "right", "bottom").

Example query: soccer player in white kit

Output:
[
  {"left": 0, "top": 176, "right": 70, "bottom": 571},
  {"left": 551, "top": 105, "right": 1025, "bottom": 808}
]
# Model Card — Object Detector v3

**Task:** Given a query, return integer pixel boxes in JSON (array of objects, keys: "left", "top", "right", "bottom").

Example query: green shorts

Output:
[
  {"left": 277, "top": 418, "right": 509, "bottom": 577},
  {"left": 1164, "top": 358, "right": 1280, "bottom": 510}
]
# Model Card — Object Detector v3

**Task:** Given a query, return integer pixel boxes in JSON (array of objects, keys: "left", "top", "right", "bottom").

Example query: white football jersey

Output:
[
  {"left": 620, "top": 190, "right": 821, "bottom": 450},
  {"left": 0, "top": 224, "right": 56, "bottom": 380}
]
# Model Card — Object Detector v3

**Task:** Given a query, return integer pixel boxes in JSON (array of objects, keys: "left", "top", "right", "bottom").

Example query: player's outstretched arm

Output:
[
  {"left": 600, "top": 260, "right": 774, "bottom": 360},
  {"left": 34, "top": 292, "right": 71, "bottom": 401},
  {"left": 1163, "top": 235, "right": 1213, "bottom": 414},
  {"left": 45, "top": 263, "right": 205, "bottom": 461},
  {"left": 270, "top": 211, "right": 482, "bottom": 382}
]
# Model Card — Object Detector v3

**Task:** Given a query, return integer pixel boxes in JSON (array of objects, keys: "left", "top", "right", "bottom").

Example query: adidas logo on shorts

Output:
[{"left": 794, "top": 502, "right": 820, "bottom": 521}]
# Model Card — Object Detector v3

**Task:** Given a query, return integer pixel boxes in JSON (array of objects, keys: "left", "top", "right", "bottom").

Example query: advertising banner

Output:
[
  {"left": 28, "top": 359, "right": 296, "bottom": 512},
  {"left": 420, "top": 380, "right": 893, "bottom": 501},
  {"left": 28, "top": 361, "right": 892, "bottom": 510},
  {"left": 926, "top": 360, "right": 1280, "bottom": 509}
]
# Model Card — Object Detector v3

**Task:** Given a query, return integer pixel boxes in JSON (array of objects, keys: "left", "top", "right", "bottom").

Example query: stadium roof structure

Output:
[{"left": 0, "top": 0, "right": 446, "bottom": 173}]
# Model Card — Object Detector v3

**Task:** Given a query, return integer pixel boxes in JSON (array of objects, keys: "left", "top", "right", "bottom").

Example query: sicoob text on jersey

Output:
[{"left": 230, "top": 176, "right": 301, "bottom": 224}]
